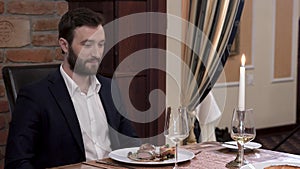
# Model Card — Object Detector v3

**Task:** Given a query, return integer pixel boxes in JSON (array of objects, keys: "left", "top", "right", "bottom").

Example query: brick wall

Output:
[{"left": 0, "top": 0, "right": 68, "bottom": 168}]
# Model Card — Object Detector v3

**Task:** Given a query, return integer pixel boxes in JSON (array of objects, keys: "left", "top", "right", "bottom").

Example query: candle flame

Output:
[{"left": 241, "top": 54, "right": 246, "bottom": 66}]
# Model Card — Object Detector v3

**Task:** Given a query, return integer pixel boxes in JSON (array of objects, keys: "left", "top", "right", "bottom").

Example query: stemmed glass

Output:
[
  {"left": 164, "top": 106, "right": 189, "bottom": 169},
  {"left": 226, "top": 108, "right": 256, "bottom": 168}
]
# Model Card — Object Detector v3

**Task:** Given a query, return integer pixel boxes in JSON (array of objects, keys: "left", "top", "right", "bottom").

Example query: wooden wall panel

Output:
[{"left": 274, "top": 0, "right": 293, "bottom": 79}]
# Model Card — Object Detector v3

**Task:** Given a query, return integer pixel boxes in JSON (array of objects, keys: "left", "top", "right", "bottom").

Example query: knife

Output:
[
  {"left": 96, "top": 160, "right": 136, "bottom": 169},
  {"left": 82, "top": 162, "right": 107, "bottom": 169}
]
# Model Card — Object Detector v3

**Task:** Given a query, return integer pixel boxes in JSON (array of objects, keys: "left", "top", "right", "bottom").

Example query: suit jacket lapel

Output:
[
  {"left": 98, "top": 76, "right": 121, "bottom": 149},
  {"left": 98, "top": 76, "right": 118, "bottom": 129},
  {"left": 47, "top": 69, "right": 85, "bottom": 155},
  {"left": 98, "top": 76, "right": 113, "bottom": 124}
]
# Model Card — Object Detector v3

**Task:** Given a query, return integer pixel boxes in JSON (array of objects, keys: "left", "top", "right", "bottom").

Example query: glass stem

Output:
[
  {"left": 175, "top": 142, "right": 178, "bottom": 167},
  {"left": 237, "top": 142, "right": 244, "bottom": 165}
]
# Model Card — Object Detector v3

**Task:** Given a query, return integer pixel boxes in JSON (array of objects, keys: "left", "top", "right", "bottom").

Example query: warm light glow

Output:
[{"left": 241, "top": 54, "right": 246, "bottom": 66}]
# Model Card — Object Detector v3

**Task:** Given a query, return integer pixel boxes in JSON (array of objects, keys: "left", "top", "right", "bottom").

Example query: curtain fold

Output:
[{"left": 180, "top": 0, "right": 245, "bottom": 112}]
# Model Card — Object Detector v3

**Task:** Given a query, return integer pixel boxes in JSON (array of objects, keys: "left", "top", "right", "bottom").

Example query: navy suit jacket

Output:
[{"left": 5, "top": 69, "right": 140, "bottom": 169}]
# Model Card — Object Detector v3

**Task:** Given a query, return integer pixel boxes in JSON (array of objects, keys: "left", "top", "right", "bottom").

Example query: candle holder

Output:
[{"left": 226, "top": 108, "right": 256, "bottom": 168}]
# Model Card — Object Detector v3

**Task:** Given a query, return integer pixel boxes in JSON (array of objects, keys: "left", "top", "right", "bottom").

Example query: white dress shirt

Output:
[{"left": 60, "top": 65, "right": 112, "bottom": 160}]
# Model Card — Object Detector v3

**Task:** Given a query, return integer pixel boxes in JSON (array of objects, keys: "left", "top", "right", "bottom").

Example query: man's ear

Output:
[{"left": 58, "top": 38, "right": 69, "bottom": 54}]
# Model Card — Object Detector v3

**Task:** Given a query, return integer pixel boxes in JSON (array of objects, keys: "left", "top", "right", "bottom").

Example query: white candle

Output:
[{"left": 238, "top": 54, "right": 246, "bottom": 111}]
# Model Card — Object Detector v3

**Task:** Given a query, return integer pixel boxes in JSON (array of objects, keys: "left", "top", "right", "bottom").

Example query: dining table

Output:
[{"left": 50, "top": 141, "right": 300, "bottom": 169}]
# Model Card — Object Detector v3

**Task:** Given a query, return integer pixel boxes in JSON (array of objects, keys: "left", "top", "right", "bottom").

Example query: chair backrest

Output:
[{"left": 2, "top": 64, "right": 60, "bottom": 112}]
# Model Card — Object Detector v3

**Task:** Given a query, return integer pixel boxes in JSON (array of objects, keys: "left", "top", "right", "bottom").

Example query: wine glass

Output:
[
  {"left": 164, "top": 106, "right": 189, "bottom": 169},
  {"left": 226, "top": 108, "right": 256, "bottom": 168}
]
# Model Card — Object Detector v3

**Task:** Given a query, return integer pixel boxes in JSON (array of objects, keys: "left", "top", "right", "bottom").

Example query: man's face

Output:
[{"left": 68, "top": 25, "right": 105, "bottom": 75}]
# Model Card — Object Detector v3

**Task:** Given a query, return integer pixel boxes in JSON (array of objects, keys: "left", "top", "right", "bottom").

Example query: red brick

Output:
[
  {"left": 0, "top": 116, "right": 5, "bottom": 130},
  {"left": 0, "top": 100, "right": 8, "bottom": 113},
  {"left": 0, "top": 85, "right": 4, "bottom": 97},
  {"left": 6, "top": 49, "right": 54, "bottom": 63},
  {"left": 55, "top": 47, "right": 64, "bottom": 61},
  {"left": 7, "top": 1, "right": 56, "bottom": 15},
  {"left": 0, "top": 18, "right": 31, "bottom": 48},
  {"left": 0, "top": 1, "right": 4, "bottom": 14},
  {"left": 32, "top": 33, "right": 58, "bottom": 47},
  {"left": 0, "top": 129, "right": 8, "bottom": 146},
  {"left": 32, "top": 18, "right": 59, "bottom": 31},
  {"left": 56, "top": 1, "right": 68, "bottom": 16}
]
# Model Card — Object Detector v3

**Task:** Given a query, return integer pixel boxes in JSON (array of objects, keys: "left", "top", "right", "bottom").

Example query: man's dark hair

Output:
[{"left": 58, "top": 7, "right": 103, "bottom": 48}]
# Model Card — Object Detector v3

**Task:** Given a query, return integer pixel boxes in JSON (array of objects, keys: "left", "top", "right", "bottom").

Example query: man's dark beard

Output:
[
  {"left": 67, "top": 47, "right": 100, "bottom": 76},
  {"left": 67, "top": 47, "right": 77, "bottom": 71}
]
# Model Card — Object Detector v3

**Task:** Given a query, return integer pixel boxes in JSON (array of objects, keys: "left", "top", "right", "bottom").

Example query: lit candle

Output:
[{"left": 238, "top": 54, "right": 246, "bottom": 111}]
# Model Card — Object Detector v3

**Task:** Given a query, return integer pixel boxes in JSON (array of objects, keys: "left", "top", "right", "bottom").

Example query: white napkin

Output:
[{"left": 193, "top": 92, "right": 222, "bottom": 142}]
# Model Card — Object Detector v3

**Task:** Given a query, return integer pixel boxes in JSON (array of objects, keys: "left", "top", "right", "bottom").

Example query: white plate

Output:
[
  {"left": 241, "top": 161, "right": 300, "bottom": 169},
  {"left": 222, "top": 141, "right": 262, "bottom": 150},
  {"left": 108, "top": 147, "right": 194, "bottom": 165}
]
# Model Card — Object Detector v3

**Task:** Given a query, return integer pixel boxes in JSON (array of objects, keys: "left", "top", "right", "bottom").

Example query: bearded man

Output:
[{"left": 5, "top": 7, "right": 140, "bottom": 169}]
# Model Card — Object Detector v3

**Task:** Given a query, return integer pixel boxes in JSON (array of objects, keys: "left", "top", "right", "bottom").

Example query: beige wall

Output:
[
  {"left": 167, "top": 0, "right": 299, "bottom": 129},
  {"left": 166, "top": 0, "right": 182, "bottom": 109}
]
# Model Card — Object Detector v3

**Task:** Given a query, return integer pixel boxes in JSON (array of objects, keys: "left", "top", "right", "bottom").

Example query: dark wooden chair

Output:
[{"left": 2, "top": 64, "right": 60, "bottom": 112}]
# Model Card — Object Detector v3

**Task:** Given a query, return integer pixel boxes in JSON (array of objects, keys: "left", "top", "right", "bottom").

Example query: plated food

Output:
[
  {"left": 108, "top": 146, "right": 194, "bottom": 165},
  {"left": 127, "top": 143, "right": 175, "bottom": 162}
]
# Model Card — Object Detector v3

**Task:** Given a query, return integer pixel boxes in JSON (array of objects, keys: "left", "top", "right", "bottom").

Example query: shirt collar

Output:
[
  {"left": 60, "top": 64, "right": 101, "bottom": 97},
  {"left": 90, "top": 75, "right": 101, "bottom": 94}
]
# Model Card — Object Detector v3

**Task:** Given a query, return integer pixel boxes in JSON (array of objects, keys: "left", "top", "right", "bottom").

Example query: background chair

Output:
[{"left": 2, "top": 64, "right": 60, "bottom": 112}]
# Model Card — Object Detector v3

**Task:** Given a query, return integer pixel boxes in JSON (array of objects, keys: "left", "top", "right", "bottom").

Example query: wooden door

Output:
[{"left": 67, "top": 0, "right": 166, "bottom": 145}]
